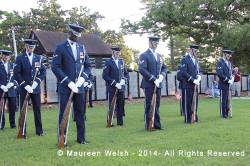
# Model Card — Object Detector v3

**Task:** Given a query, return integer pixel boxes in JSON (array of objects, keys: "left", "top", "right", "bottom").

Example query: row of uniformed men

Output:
[
  {"left": 0, "top": 23, "right": 235, "bottom": 147},
  {"left": 177, "top": 45, "right": 235, "bottom": 123},
  {"left": 0, "top": 24, "right": 94, "bottom": 143},
  {"left": 0, "top": 39, "right": 46, "bottom": 137},
  {"left": 0, "top": 24, "right": 129, "bottom": 146}
]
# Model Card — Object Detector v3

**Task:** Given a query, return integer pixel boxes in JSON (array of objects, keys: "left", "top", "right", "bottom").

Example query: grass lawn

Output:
[{"left": 0, "top": 97, "right": 250, "bottom": 166}]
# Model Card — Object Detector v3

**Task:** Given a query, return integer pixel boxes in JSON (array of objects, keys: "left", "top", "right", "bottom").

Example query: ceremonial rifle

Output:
[
  {"left": 191, "top": 85, "right": 197, "bottom": 123},
  {"left": 228, "top": 64, "right": 234, "bottom": 118},
  {"left": 106, "top": 88, "right": 118, "bottom": 127}
]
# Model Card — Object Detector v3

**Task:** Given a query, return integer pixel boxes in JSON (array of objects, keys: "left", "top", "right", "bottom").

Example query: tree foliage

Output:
[
  {"left": 101, "top": 30, "right": 134, "bottom": 67},
  {"left": 121, "top": 0, "right": 250, "bottom": 73},
  {"left": 0, "top": 0, "right": 104, "bottom": 52}
]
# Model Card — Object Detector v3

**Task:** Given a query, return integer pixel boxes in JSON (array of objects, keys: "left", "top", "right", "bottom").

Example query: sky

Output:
[{"left": 0, "top": 0, "right": 169, "bottom": 55}]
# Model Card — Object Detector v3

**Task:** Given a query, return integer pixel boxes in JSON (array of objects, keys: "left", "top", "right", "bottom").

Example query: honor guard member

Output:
[
  {"left": 0, "top": 50, "right": 18, "bottom": 129},
  {"left": 216, "top": 49, "right": 234, "bottom": 118},
  {"left": 179, "top": 44, "right": 201, "bottom": 124},
  {"left": 14, "top": 39, "right": 46, "bottom": 136},
  {"left": 52, "top": 24, "right": 91, "bottom": 145},
  {"left": 139, "top": 36, "right": 167, "bottom": 131},
  {"left": 103, "top": 46, "right": 129, "bottom": 126}
]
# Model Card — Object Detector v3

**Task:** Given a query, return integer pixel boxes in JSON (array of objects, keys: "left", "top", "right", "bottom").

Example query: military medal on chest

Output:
[
  {"left": 80, "top": 51, "right": 85, "bottom": 63},
  {"left": 35, "top": 61, "right": 41, "bottom": 75}
]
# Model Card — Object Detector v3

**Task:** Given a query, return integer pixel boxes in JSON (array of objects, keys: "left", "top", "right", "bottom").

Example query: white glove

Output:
[
  {"left": 115, "top": 83, "right": 122, "bottom": 90},
  {"left": 158, "top": 74, "right": 164, "bottom": 83},
  {"left": 6, "top": 82, "right": 14, "bottom": 89},
  {"left": 230, "top": 76, "right": 235, "bottom": 82},
  {"left": 193, "top": 79, "right": 200, "bottom": 86},
  {"left": 228, "top": 79, "right": 234, "bottom": 85},
  {"left": 24, "top": 85, "right": 33, "bottom": 93},
  {"left": 1, "top": 85, "right": 8, "bottom": 92},
  {"left": 75, "top": 77, "right": 85, "bottom": 87},
  {"left": 68, "top": 82, "right": 79, "bottom": 93},
  {"left": 87, "top": 83, "right": 92, "bottom": 88},
  {"left": 197, "top": 75, "right": 201, "bottom": 82},
  {"left": 83, "top": 82, "right": 89, "bottom": 87},
  {"left": 31, "top": 81, "right": 38, "bottom": 90},
  {"left": 154, "top": 79, "right": 160, "bottom": 88},
  {"left": 120, "top": 79, "right": 126, "bottom": 86}
]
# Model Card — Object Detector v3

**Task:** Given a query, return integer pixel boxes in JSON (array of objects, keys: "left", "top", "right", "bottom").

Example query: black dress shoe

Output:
[
  {"left": 36, "top": 132, "right": 44, "bottom": 136},
  {"left": 78, "top": 141, "right": 89, "bottom": 144},
  {"left": 154, "top": 127, "right": 162, "bottom": 130},
  {"left": 11, "top": 126, "right": 16, "bottom": 129}
]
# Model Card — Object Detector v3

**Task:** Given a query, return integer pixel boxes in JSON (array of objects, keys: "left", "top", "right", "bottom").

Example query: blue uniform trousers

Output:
[
  {"left": 108, "top": 88, "right": 125, "bottom": 125},
  {"left": 182, "top": 88, "right": 198, "bottom": 124},
  {"left": 19, "top": 90, "right": 43, "bottom": 135},
  {"left": 219, "top": 89, "right": 229, "bottom": 118},
  {"left": 0, "top": 97, "right": 16, "bottom": 129}
]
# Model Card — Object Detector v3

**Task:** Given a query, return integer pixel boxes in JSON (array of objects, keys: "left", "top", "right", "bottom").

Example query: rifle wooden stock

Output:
[
  {"left": 228, "top": 87, "right": 232, "bottom": 118},
  {"left": 0, "top": 93, "right": 6, "bottom": 129},
  {"left": 106, "top": 88, "right": 118, "bottom": 127},
  {"left": 58, "top": 91, "right": 74, "bottom": 149},
  {"left": 191, "top": 85, "right": 197, "bottom": 123},
  {"left": 16, "top": 93, "right": 30, "bottom": 138},
  {"left": 228, "top": 65, "right": 234, "bottom": 118},
  {"left": 148, "top": 86, "right": 157, "bottom": 131},
  {"left": 86, "top": 89, "right": 89, "bottom": 109}
]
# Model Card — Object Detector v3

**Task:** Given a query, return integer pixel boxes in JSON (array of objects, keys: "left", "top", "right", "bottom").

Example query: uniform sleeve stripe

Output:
[
  {"left": 223, "top": 77, "right": 227, "bottom": 81},
  {"left": 37, "top": 77, "right": 42, "bottom": 83},
  {"left": 20, "top": 81, "right": 25, "bottom": 86},
  {"left": 83, "top": 72, "right": 89, "bottom": 78},
  {"left": 188, "top": 76, "right": 192, "bottom": 81},
  {"left": 149, "top": 75, "right": 154, "bottom": 81},
  {"left": 111, "top": 80, "right": 115, "bottom": 86},
  {"left": 60, "top": 76, "right": 68, "bottom": 83}
]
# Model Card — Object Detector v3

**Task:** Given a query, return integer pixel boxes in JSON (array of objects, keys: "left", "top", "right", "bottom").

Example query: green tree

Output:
[
  {"left": 121, "top": 0, "right": 250, "bottom": 73},
  {"left": 101, "top": 30, "right": 134, "bottom": 67},
  {"left": 0, "top": 0, "right": 104, "bottom": 53},
  {"left": 0, "top": 0, "right": 136, "bottom": 68}
]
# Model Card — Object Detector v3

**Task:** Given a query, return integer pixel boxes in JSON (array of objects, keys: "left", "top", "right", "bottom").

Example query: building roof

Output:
[{"left": 30, "top": 30, "right": 112, "bottom": 57}]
